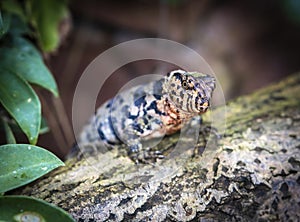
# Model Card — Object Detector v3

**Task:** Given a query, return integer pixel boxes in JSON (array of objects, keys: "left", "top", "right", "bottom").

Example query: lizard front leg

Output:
[
  {"left": 122, "top": 115, "right": 166, "bottom": 163},
  {"left": 127, "top": 143, "right": 164, "bottom": 164}
]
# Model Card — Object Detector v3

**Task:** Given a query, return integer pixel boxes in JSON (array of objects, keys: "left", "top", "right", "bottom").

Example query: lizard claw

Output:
[{"left": 128, "top": 146, "right": 165, "bottom": 164}]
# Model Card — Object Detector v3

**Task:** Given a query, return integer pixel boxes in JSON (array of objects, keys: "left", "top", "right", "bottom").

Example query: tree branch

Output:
[{"left": 20, "top": 73, "right": 300, "bottom": 221}]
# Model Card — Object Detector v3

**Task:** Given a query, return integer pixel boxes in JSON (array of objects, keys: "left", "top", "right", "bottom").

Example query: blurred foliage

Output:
[
  {"left": 0, "top": 15, "right": 59, "bottom": 144},
  {"left": 1, "top": 0, "right": 68, "bottom": 52},
  {"left": 0, "top": 0, "right": 73, "bottom": 220},
  {"left": 282, "top": 0, "right": 300, "bottom": 25}
]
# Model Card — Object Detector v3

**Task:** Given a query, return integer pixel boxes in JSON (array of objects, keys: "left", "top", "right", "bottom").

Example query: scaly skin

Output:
[{"left": 78, "top": 70, "right": 216, "bottom": 162}]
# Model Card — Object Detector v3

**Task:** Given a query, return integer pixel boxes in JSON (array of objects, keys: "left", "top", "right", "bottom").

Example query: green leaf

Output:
[
  {"left": 1, "top": 0, "right": 27, "bottom": 22},
  {"left": 1, "top": 118, "right": 16, "bottom": 144},
  {"left": 29, "top": 0, "right": 68, "bottom": 52},
  {"left": 0, "top": 196, "right": 75, "bottom": 222},
  {"left": 0, "top": 11, "right": 11, "bottom": 38},
  {"left": 8, "top": 15, "right": 30, "bottom": 35},
  {"left": 0, "top": 69, "right": 41, "bottom": 144},
  {"left": 0, "top": 144, "right": 64, "bottom": 193},
  {"left": 0, "top": 116, "right": 49, "bottom": 136},
  {"left": 0, "top": 37, "right": 59, "bottom": 97},
  {"left": 39, "top": 117, "right": 49, "bottom": 134}
]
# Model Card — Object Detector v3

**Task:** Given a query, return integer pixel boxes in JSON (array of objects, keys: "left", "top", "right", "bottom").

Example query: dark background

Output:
[{"left": 35, "top": 0, "right": 300, "bottom": 158}]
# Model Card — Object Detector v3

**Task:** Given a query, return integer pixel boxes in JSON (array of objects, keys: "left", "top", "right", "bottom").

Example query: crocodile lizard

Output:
[{"left": 78, "top": 70, "right": 216, "bottom": 163}]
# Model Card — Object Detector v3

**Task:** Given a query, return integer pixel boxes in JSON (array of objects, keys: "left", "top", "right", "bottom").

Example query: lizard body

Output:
[{"left": 78, "top": 70, "right": 216, "bottom": 162}]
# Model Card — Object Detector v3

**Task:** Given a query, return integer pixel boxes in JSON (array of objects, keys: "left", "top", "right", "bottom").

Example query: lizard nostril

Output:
[
  {"left": 197, "top": 98, "right": 209, "bottom": 112},
  {"left": 202, "top": 98, "right": 209, "bottom": 106}
]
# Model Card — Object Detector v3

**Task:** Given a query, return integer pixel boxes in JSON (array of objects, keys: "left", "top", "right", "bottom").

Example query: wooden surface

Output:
[{"left": 19, "top": 73, "right": 300, "bottom": 221}]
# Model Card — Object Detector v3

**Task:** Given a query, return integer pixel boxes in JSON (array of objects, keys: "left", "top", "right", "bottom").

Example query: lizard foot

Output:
[{"left": 128, "top": 145, "right": 165, "bottom": 164}]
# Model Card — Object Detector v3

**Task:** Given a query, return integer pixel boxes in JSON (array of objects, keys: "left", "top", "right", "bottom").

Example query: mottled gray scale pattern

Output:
[{"left": 78, "top": 70, "right": 216, "bottom": 162}]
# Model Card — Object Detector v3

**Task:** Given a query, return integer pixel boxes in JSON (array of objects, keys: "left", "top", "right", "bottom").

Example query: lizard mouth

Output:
[{"left": 197, "top": 100, "right": 210, "bottom": 113}]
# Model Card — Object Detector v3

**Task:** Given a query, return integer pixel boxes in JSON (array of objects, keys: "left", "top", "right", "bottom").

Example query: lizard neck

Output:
[
  {"left": 160, "top": 95, "right": 196, "bottom": 121},
  {"left": 156, "top": 95, "right": 196, "bottom": 135}
]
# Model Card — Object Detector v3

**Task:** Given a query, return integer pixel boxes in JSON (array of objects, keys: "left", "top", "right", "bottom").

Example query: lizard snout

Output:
[{"left": 197, "top": 98, "right": 210, "bottom": 113}]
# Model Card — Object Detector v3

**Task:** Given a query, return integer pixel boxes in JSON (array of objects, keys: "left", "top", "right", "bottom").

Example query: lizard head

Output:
[{"left": 164, "top": 70, "right": 216, "bottom": 114}]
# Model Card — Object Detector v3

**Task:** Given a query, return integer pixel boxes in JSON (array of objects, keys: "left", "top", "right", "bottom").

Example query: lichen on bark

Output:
[{"left": 19, "top": 73, "right": 300, "bottom": 221}]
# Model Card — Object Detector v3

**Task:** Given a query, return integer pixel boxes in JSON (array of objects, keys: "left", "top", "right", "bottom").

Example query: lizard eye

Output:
[{"left": 182, "top": 80, "right": 189, "bottom": 89}]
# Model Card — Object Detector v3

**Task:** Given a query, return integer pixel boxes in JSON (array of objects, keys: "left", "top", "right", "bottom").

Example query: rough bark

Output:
[{"left": 20, "top": 73, "right": 300, "bottom": 221}]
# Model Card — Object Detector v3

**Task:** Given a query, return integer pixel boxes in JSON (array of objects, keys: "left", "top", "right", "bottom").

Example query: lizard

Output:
[{"left": 77, "top": 70, "right": 216, "bottom": 163}]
